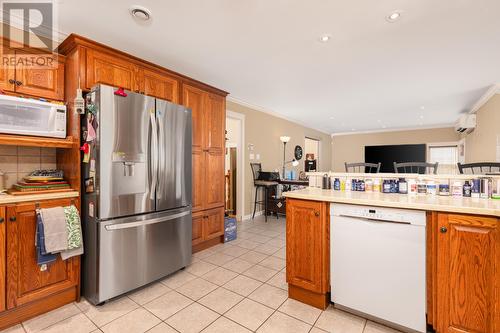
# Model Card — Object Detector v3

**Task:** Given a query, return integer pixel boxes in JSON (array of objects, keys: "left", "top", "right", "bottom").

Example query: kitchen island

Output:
[{"left": 283, "top": 187, "right": 500, "bottom": 333}]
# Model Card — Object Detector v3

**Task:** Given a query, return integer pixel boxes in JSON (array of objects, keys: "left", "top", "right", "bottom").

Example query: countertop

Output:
[
  {"left": 283, "top": 187, "right": 500, "bottom": 217},
  {"left": 0, "top": 191, "right": 79, "bottom": 205}
]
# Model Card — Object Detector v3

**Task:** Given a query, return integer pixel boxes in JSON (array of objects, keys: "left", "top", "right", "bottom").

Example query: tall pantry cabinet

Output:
[
  {"left": 58, "top": 34, "right": 228, "bottom": 253},
  {"left": 183, "top": 84, "right": 226, "bottom": 251}
]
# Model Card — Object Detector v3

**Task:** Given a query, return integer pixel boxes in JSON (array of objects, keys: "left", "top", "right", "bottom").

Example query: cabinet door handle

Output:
[
  {"left": 440, "top": 226, "right": 447, "bottom": 233},
  {"left": 0, "top": 217, "right": 4, "bottom": 223},
  {"left": 8, "top": 79, "right": 15, "bottom": 84},
  {"left": 9, "top": 216, "right": 16, "bottom": 222},
  {"left": 314, "top": 211, "right": 320, "bottom": 217},
  {"left": 15, "top": 80, "right": 22, "bottom": 86}
]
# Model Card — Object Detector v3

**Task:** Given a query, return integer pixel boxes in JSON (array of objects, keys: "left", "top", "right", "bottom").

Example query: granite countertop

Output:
[
  {"left": 283, "top": 187, "right": 500, "bottom": 217},
  {"left": 0, "top": 191, "right": 79, "bottom": 205}
]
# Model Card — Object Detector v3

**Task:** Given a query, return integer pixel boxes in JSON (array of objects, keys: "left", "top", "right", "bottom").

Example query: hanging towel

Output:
[
  {"left": 63, "top": 205, "right": 83, "bottom": 249},
  {"left": 40, "top": 206, "right": 68, "bottom": 253},
  {"left": 60, "top": 205, "right": 84, "bottom": 260},
  {"left": 36, "top": 211, "right": 57, "bottom": 265}
]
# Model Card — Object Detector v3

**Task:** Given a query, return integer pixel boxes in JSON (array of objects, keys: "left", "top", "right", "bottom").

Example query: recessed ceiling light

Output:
[
  {"left": 420, "top": 106, "right": 425, "bottom": 110},
  {"left": 130, "top": 5, "right": 152, "bottom": 21},
  {"left": 319, "top": 34, "right": 331, "bottom": 43},
  {"left": 329, "top": 116, "right": 335, "bottom": 120},
  {"left": 419, "top": 115, "right": 424, "bottom": 119},
  {"left": 386, "top": 11, "right": 402, "bottom": 23}
]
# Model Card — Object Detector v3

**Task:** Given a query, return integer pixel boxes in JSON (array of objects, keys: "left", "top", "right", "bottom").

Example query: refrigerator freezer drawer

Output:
[{"left": 96, "top": 209, "right": 192, "bottom": 303}]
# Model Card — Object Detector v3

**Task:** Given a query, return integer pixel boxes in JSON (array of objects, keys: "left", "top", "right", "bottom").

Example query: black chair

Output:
[
  {"left": 457, "top": 162, "right": 500, "bottom": 175},
  {"left": 345, "top": 162, "right": 381, "bottom": 173},
  {"left": 250, "top": 163, "right": 278, "bottom": 222},
  {"left": 393, "top": 162, "right": 438, "bottom": 174}
]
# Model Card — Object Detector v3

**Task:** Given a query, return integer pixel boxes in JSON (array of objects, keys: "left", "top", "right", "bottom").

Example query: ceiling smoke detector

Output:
[{"left": 130, "top": 5, "right": 152, "bottom": 21}]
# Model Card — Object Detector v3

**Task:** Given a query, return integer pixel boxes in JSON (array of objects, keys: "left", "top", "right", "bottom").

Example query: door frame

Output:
[{"left": 226, "top": 110, "right": 245, "bottom": 221}]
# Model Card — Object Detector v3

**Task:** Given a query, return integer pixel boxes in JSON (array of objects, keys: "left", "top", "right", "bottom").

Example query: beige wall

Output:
[
  {"left": 331, "top": 127, "right": 460, "bottom": 172},
  {"left": 227, "top": 101, "right": 332, "bottom": 217},
  {"left": 464, "top": 94, "right": 500, "bottom": 162}
]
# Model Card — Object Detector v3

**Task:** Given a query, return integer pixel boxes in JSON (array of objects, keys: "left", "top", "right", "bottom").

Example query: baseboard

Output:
[{"left": 242, "top": 210, "right": 264, "bottom": 221}]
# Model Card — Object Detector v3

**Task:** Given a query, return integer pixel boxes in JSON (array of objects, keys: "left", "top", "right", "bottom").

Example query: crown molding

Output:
[
  {"left": 469, "top": 83, "right": 500, "bottom": 114},
  {"left": 227, "top": 96, "right": 331, "bottom": 135},
  {"left": 330, "top": 123, "right": 455, "bottom": 137}
]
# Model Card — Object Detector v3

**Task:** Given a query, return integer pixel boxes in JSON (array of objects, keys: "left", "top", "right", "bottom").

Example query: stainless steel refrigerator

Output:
[{"left": 82, "top": 84, "right": 192, "bottom": 305}]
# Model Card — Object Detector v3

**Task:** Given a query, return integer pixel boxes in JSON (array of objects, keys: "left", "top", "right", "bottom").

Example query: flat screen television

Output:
[{"left": 365, "top": 144, "right": 426, "bottom": 173}]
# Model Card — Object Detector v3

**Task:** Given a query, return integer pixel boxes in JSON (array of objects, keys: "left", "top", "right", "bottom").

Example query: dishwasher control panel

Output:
[{"left": 331, "top": 203, "right": 426, "bottom": 226}]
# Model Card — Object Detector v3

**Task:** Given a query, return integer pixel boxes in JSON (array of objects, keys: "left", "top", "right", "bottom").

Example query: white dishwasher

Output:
[{"left": 330, "top": 203, "right": 426, "bottom": 333}]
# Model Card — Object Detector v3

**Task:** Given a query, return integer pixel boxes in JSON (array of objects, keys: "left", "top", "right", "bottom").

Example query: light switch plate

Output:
[{"left": 256, "top": 154, "right": 260, "bottom": 160}]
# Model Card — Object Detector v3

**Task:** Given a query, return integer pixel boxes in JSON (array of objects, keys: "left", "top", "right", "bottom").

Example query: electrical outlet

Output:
[
  {"left": 256, "top": 154, "right": 260, "bottom": 160},
  {"left": 249, "top": 153, "right": 255, "bottom": 160}
]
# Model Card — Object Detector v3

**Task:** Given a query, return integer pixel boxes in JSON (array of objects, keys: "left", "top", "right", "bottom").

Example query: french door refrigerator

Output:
[{"left": 82, "top": 84, "right": 192, "bottom": 305}]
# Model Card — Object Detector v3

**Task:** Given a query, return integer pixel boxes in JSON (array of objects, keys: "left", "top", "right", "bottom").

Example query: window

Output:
[{"left": 428, "top": 144, "right": 459, "bottom": 174}]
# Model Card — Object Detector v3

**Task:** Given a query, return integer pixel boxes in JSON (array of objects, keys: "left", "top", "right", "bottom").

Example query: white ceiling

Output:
[{"left": 56, "top": 0, "right": 500, "bottom": 134}]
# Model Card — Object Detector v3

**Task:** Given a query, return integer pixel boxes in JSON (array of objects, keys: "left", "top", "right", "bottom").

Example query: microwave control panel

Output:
[{"left": 55, "top": 108, "right": 67, "bottom": 134}]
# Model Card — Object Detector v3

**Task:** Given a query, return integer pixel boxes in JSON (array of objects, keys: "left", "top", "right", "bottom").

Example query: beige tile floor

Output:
[{"left": 1, "top": 215, "right": 403, "bottom": 333}]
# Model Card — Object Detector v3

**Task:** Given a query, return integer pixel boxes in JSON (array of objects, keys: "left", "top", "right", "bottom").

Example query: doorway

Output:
[
  {"left": 305, "top": 137, "right": 320, "bottom": 172},
  {"left": 225, "top": 111, "right": 245, "bottom": 221}
]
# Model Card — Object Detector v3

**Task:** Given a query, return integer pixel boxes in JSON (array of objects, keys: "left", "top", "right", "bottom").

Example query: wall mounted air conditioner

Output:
[{"left": 454, "top": 114, "right": 476, "bottom": 134}]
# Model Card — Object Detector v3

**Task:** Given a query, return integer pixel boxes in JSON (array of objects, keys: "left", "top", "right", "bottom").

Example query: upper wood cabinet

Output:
[
  {"left": 14, "top": 55, "right": 65, "bottom": 101},
  {"left": 436, "top": 213, "right": 500, "bottom": 333},
  {"left": 5, "top": 199, "right": 79, "bottom": 310},
  {"left": 141, "top": 68, "right": 179, "bottom": 102},
  {"left": 182, "top": 84, "right": 206, "bottom": 152},
  {"left": 286, "top": 199, "right": 329, "bottom": 309},
  {"left": 0, "top": 47, "right": 64, "bottom": 100},
  {"left": 0, "top": 207, "right": 5, "bottom": 313},
  {"left": 205, "top": 93, "right": 225, "bottom": 152},
  {"left": 86, "top": 48, "right": 138, "bottom": 91}
]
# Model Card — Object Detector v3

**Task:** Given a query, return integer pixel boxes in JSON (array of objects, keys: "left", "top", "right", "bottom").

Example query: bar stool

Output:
[{"left": 250, "top": 163, "right": 278, "bottom": 222}]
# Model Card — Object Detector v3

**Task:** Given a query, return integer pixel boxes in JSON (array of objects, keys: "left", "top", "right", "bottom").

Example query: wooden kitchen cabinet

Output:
[
  {"left": 5, "top": 199, "right": 79, "bottom": 310},
  {"left": 183, "top": 84, "right": 206, "bottom": 152},
  {"left": 192, "top": 212, "right": 204, "bottom": 245},
  {"left": 205, "top": 150, "right": 225, "bottom": 210},
  {"left": 0, "top": 45, "right": 65, "bottom": 100},
  {"left": 86, "top": 48, "right": 138, "bottom": 91},
  {"left": 14, "top": 54, "right": 65, "bottom": 101},
  {"left": 141, "top": 67, "right": 179, "bottom": 102},
  {"left": 204, "top": 207, "right": 225, "bottom": 240},
  {"left": 182, "top": 83, "right": 226, "bottom": 250},
  {"left": 286, "top": 198, "right": 329, "bottom": 309},
  {"left": 436, "top": 213, "right": 500, "bottom": 333},
  {"left": 205, "top": 93, "right": 225, "bottom": 152},
  {"left": 0, "top": 206, "right": 5, "bottom": 313}
]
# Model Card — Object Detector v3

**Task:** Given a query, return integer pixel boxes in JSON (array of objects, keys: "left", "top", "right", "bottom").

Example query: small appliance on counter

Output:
[{"left": 0, "top": 95, "right": 66, "bottom": 138}]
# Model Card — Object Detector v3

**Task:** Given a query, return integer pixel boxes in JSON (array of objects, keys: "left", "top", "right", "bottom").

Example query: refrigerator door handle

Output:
[
  {"left": 104, "top": 210, "right": 190, "bottom": 230},
  {"left": 150, "top": 112, "right": 158, "bottom": 200},
  {"left": 157, "top": 114, "right": 165, "bottom": 198}
]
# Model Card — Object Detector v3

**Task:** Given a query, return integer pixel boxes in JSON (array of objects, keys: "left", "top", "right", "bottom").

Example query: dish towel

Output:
[
  {"left": 40, "top": 206, "right": 68, "bottom": 253},
  {"left": 61, "top": 205, "right": 84, "bottom": 260},
  {"left": 35, "top": 211, "right": 57, "bottom": 265}
]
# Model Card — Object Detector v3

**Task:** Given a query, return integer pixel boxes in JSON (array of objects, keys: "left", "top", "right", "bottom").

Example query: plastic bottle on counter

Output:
[
  {"left": 452, "top": 181, "right": 463, "bottom": 197},
  {"left": 426, "top": 180, "right": 437, "bottom": 195},
  {"left": 365, "top": 179, "right": 373, "bottom": 192},
  {"left": 398, "top": 178, "right": 408, "bottom": 194},
  {"left": 463, "top": 181, "right": 472, "bottom": 197},
  {"left": 373, "top": 178, "right": 381, "bottom": 192},
  {"left": 408, "top": 179, "right": 417, "bottom": 195},
  {"left": 333, "top": 178, "right": 340, "bottom": 191}
]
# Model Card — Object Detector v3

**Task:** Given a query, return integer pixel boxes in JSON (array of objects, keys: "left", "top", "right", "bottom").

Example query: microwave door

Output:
[
  {"left": 97, "top": 85, "right": 156, "bottom": 219},
  {"left": 155, "top": 99, "right": 192, "bottom": 212}
]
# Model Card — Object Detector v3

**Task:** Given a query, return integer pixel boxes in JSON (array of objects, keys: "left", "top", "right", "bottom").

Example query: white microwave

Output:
[{"left": 0, "top": 95, "right": 66, "bottom": 138}]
